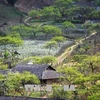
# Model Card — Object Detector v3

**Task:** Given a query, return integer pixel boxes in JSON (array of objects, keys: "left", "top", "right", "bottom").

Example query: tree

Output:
[
  {"left": 9, "top": 31, "right": 22, "bottom": 39},
  {"left": 10, "top": 24, "right": 33, "bottom": 38},
  {"left": 73, "top": 54, "right": 100, "bottom": 74},
  {"left": 0, "top": 61, "right": 8, "bottom": 70},
  {"left": 4, "top": 71, "right": 40, "bottom": 96},
  {"left": 57, "top": 66, "right": 85, "bottom": 100},
  {"left": 85, "top": 22, "right": 100, "bottom": 33},
  {"left": 40, "top": 25, "right": 62, "bottom": 38},
  {"left": 54, "top": 0, "right": 73, "bottom": 17},
  {"left": 0, "top": 36, "right": 23, "bottom": 65},
  {"left": 51, "top": 36, "right": 66, "bottom": 46},
  {"left": 40, "top": 56, "right": 56, "bottom": 65},
  {"left": 29, "top": 9, "right": 40, "bottom": 18},
  {"left": 88, "top": 92, "right": 100, "bottom": 100},
  {"left": 66, "top": 6, "right": 94, "bottom": 21},
  {"left": 56, "top": 53, "right": 100, "bottom": 100},
  {"left": 62, "top": 21, "right": 76, "bottom": 34},
  {"left": 44, "top": 41, "right": 57, "bottom": 54},
  {"left": 0, "top": 36, "right": 22, "bottom": 46},
  {"left": 31, "top": 24, "right": 42, "bottom": 38},
  {"left": 50, "top": 84, "right": 69, "bottom": 99},
  {"left": 88, "top": 10, "right": 100, "bottom": 20},
  {"left": 22, "top": 56, "right": 41, "bottom": 64},
  {"left": 58, "top": 67, "right": 84, "bottom": 84},
  {"left": 41, "top": 6, "right": 61, "bottom": 20},
  {"left": 73, "top": 54, "right": 100, "bottom": 99},
  {"left": 21, "top": 56, "right": 56, "bottom": 65}
]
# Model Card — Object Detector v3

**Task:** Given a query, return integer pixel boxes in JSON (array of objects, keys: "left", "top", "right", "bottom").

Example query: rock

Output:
[
  {"left": 14, "top": 0, "right": 54, "bottom": 13},
  {"left": 0, "top": 0, "right": 8, "bottom": 4},
  {"left": 0, "top": 0, "right": 54, "bottom": 12}
]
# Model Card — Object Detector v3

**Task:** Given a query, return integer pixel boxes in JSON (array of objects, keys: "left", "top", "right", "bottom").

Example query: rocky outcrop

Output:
[
  {"left": 0, "top": 0, "right": 54, "bottom": 12},
  {"left": 0, "top": 0, "right": 8, "bottom": 4},
  {"left": 15, "top": 0, "right": 54, "bottom": 12}
]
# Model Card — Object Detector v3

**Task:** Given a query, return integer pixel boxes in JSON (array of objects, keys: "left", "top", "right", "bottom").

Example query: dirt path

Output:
[
  {"left": 24, "top": 17, "right": 97, "bottom": 66},
  {"left": 56, "top": 31, "right": 97, "bottom": 65}
]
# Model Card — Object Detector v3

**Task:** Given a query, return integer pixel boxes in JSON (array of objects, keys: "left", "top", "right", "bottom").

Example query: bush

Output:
[
  {"left": 0, "top": 62, "right": 8, "bottom": 70},
  {"left": 88, "top": 10, "right": 100, "bottom": 20}
]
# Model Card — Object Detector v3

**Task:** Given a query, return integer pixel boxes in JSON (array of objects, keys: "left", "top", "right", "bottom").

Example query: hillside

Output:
[
  {"left": 0, "top": 0, "right": 97, "bottom": 13},
  {"left": 0, "top": 0, "right": 54, "bottom": 24},
  {"left": 0, "top": 0, "right": 54, "bottom": 12},
  {"left": 15, "top": 0, "right": 54, "bottom": 12},
  {"left": 0, "top": 3, "right": 22, "bottom": 29},
  {"left": 0, "top": 0, "right": 100, "bottom": 99}
]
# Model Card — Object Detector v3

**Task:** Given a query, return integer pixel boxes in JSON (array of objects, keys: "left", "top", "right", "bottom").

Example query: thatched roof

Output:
[
  {"left": 11, "top": 64, "right": 60, "bottom": 80},
  {"left": 42, "top": 70, "right": 60, "bottom": 79}
]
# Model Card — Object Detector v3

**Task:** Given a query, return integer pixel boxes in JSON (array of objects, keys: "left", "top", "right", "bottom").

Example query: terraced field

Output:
[{"left": 0, "top": 40, "right": 73, "bottom": 58}]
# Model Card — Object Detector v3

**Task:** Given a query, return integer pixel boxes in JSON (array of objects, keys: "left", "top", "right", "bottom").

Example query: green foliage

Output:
[
  {"left": 4, "top": 72, "right": 40, "bottom": 96},
  {"left": 63, "top": 21, "right": 76, "bottom": 29},
  {"left": 66, "top": 6, "right": 94, "bottom": 21},
  {"left": 23, "top": 56, "right": 41, "bottom": 64},
  {"left": 29, "top": 9, "right": 40, "bottom": 18},
  {"left": 52, "top": 36, "right": 66, "bottom": 43},
  {"left": 57, "top": 53, "right": 100, "bottom": 99},
  {"left": 0, "top": 36, "right": 23, "bottom": 46},
  {"left": 0, "top": 30, "right": 6, "bottom": 36},
  {"left": 9, "top": 31, "right": 22, "bottom": 39},
  {"left": 62, "top": 21, "right": 76, "bottom": 34},
  {"left": 44, "top": 41, "right": 57, "bottom": 48},
  {"left": 88, "top": 10, "right": 100, "bottom": 19},
  {"left": 1, "top": 0, "right": 100, "bottom": 98},
  {"left": 21, "top": 71, "right": 40, "bottom": 84},
  {"left": 10, "top": 24, "right": 33, "bottom": 38},
  {"left": 44, "top": 41, "right": 57, "bottom": 54},
  {"left": 0, "top": 62, "right": 8, "bottom": 70},
  {"left": 0, "top": 74, "right": 5, "bottom": 96},
  {"left": 54, "top": 0, "right": 73, "bottom": 15},
  {"left": 81, "top": 44, "right": 91, "bottom": 53},
  {"left": 83, "top": 22, "right": 100, "bottom": 33},
  {"left": 59, "top": 67, "right": 84, "bottom": 84},
  {"left": 73, "top": 55, "right": 88, "bottom": 63},
  {"left": 0, "top": 34, "right": 23, "bottom": 63},
  {"left": 12, "top": 24, "right": 32, "bottom": 32},
  {"left": 22, "top": 56, "right": 56, "bottom": 65},
  {"left": 0, "top": 35, "right": 23, "bottom": 61},
  {"left": 41, "top": 6, "right": 61, "bottom": 20},
  {"left": 51, "top": 36, "right": 66, "bottom": 46},
  {"left": 94, "top": 0, "right": 100, "bottom": 6},
  {"left": 50, "top": 84, "right": 68, "bottom": 98},
  {"left": 50, "top": 83, "right": 75, "bottom": 99},
  {"left": 0, "top": 74, "right": 5, "bottom": 80},
  {"left": 83, "top": 21, "right": 93, "bottom": 29},
  {"left": 89, "top": 23, "right": 100, "bottom": 32},
  {"left": 88, "top": 93, "right": 100, "bottom": 100},
  {"left": 40, "top": 56, "right": 56, "bottom": 64},
  {"left": 40, "top": 25, "right": 62, "bottom": 37}
]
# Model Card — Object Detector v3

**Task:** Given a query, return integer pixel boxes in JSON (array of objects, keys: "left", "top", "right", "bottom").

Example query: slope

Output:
[{"left": 0, "top": 3, "right": 22, "bottom": 25}]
